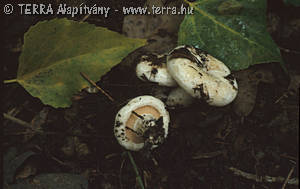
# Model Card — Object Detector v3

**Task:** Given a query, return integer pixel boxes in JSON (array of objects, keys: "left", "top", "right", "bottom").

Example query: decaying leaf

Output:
[
  {"left": 233, "top": 66, "right": 274, "bottom": 117},
  {"left": 4, "top": 148, "right": 36, "bottom": 184},
  {"left": 178, "top": 0, "right": 284, "bottom": 71},
  {"left": 61, "top": 135, "right": 90, "bottom": 159},
  {"left": 24, "top": 107, "right": 49, "bottom": 142},
  {"left": 15, "top": 156, "right": 39, "bottom": 180},
  {"left": 12, "top": 18, "right": 146, "bottom": 108}
]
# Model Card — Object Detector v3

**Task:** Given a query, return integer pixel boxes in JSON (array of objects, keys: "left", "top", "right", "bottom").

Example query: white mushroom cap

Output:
[
  {"left": 114, "top": 95, "right": 169, "bottom": 151},
  {"left": 175, "top": 45, "right": 231, "bottom": 77},
  {"left": 166, "top": 87, "right": 194, "bottom": 108},
  {"left": 136, "top": 54, "right": 177, "bottom": 87},
  {"left": 167, "top": 45, "right": 238, "bottom": 107},
  {"left": 84, "top": 86, "right": 99, "bottom": 93}
]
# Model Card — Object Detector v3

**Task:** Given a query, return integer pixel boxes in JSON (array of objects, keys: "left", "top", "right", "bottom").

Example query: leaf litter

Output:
[{"left": 3, "top": 0, "right": 299, "bottom": 189}]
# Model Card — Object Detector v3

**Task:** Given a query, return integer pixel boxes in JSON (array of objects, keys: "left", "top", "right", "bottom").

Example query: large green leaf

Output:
[
  {"left": 178, "top": 0, "right": 284, "bottom": 71},
  {"left": 12, "top": 18, "right": 146, "bottom": 108}
]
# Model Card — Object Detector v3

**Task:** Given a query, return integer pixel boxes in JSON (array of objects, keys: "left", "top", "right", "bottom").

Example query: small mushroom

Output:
[
  {"left": 136, "top": 54, "right": 177, "bottom": 87},
  {"left": 166, "top": 87, "right": 194, "bottom": 108},
  {"left": 167, "top": 45, "right": 238, "bottom": 107},
  {"left": 114, "top": 95, "right": 169, "bottom": 151},
  {"left": 84, "top": 86, "right": 99, "bottom": 93}
]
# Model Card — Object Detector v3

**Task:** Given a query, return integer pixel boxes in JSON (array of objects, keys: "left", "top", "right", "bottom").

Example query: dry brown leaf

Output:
[
  {"left": 61, "top": 137, "right": 76, "bottom": 157},
  {"left": 233, "top": 69, "right": 258, "bottom": 117},
  {"left": 15, "top": 157, "right": 38, "bottom": 180},
  {"left": 61, "top": 136, "right": 90, "bottom": 159},
  {"left": 233, "top": 66, "right": 274, "bottom": 117}
]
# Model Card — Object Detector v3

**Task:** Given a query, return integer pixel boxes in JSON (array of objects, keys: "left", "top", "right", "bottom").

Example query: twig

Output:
[
  {"left": 281, "top": 166, "right": 295, "bottom": 189},
  {"left": 80, "top": 72, "right": 115, "bottom": 102},
  {"left": 3, "top": 113, "right": 43, "bottom": 133},
  {"left": 119, "top": 158, "right": 126, "bottom": 189},
  {"left": 51, "top": 156, "right": 69, "bottom": 167},
  {"left": 4, "top": 130, "right": 111, "bottom": 138},
  {"left": 227, "top": 167, "right": 298, "bottom": 186},
  {"left": 127, "top": 151, "right": 145, "bottom": 189},
  {"left": 192, "top": 150, "right": 223, "bottom": 159},
  {"left": 143, "top": 170, "right": 149, "bottom": 189},
  {"left": 275, "top": 93, "right": 289, "bottom": 104},
  {"left": 280, "top": 154, "right": 298, "bottom": 161},
  {"left": 279, "top": 47, "right": 300, "bottom": 54},
  {"left": 80, "top": 14, "right": 91, "bottom": 22}
]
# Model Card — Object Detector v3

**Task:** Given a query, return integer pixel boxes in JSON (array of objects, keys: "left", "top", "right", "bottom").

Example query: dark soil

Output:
[{"left": 2, "top": 0, "right": 299, "bottom": 189}]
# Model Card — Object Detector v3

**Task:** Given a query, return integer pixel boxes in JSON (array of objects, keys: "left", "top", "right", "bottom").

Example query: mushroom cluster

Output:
[
  {"left": 167, "top": 45, "right": 238, "bottom": 106},
  {"left": 114, "top": 45, "right": 238, "bottom": 151},
  {"left": 136, "top": 45, "right": 238, "bottom": 107}
]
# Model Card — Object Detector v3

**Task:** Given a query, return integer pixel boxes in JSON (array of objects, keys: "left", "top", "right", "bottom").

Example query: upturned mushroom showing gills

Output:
[
  {"left": 167, "top": 45, "right": 238, "bottom": 107},
  {"left": 136, "top": 54, "right": 177, "bottom": 87},
  {"left": 114, "top": 96, "right": 170, "bottom": 151}
]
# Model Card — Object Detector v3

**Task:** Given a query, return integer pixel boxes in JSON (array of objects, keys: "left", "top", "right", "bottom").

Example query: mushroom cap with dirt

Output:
[
  {"left": 167, "top": 45, "right": 238, "bottom": 107},
  {"left": 114, "top": 95, "right": 170, "bottom": 151},
  {"left": 136, "top": 54, "right": 177, "bottom": 87}
]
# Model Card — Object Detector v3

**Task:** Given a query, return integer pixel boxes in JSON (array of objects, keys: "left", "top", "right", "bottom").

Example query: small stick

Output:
[
  {"left": 281, "top": 166, "right": 295, "bottom": 189},
  {"left": 80, "top": 14, "right": 90, "bottom": 22},
  {"left": 3, "top": 113, "right": 42, "bottom": 133},
  {"left": 227, "top": 167, "right": 299, "bottom": 186},
  {"left": 80, "top": 72, "right": 115, "bottom": 102},
  {"left": 280, "top": 154, "right": 298, "bottom": 161},
  {"left": 4, "top": 129, "right": 110, "bottom": 138},
  {"left": 132, "top": 111, "right": 144, "bottom": 120},
  {"left": 192, "top": 150, "right": 224, "bottom": 159},
  {"left": 279, "top": 47, "right": 300, "bottom": 54},
  {"left": 275, "top": 93, "right": 289, "bottom": 104}
]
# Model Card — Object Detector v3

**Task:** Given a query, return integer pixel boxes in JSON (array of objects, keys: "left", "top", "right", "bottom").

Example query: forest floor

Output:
[{"left": 2, "top": 0, "right": 299, "bottom": 189}]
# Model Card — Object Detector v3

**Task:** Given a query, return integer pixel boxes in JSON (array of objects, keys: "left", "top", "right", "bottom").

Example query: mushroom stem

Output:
[{"left": 132, "top": 111, "right": 145, "bottom": 120}]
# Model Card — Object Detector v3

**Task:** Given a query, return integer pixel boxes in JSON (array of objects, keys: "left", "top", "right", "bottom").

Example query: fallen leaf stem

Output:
[
  {"left": 4, "top": 79, "right": 18, "bottom": 84},
  {"left": 80, "top": 72, "right": 115, "bottom": 102}
]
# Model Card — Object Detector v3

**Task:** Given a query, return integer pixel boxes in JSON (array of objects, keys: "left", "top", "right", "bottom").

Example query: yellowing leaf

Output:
[{"left": 15, "top": 18, "right": 146, "bottom": 108}]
